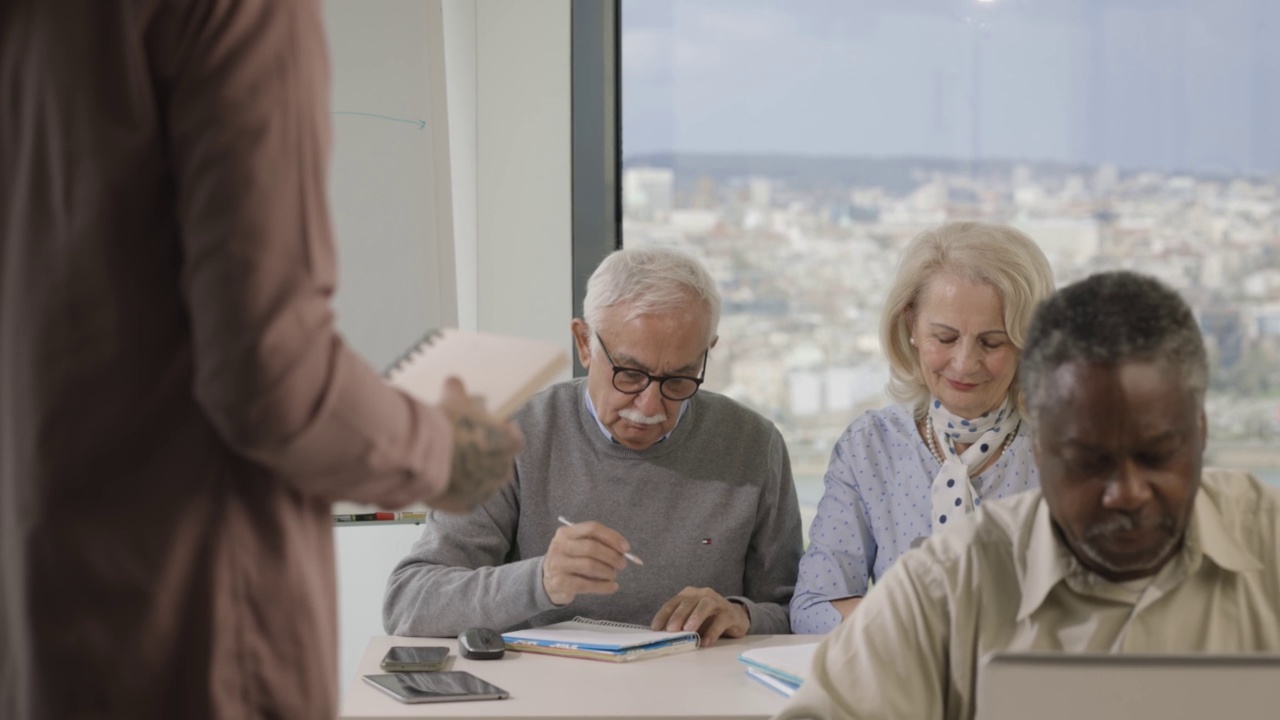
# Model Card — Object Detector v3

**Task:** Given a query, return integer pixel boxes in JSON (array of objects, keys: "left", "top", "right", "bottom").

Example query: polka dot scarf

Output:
[{"left": 926, "top": 396, "right": 1019, "bottom": 533}]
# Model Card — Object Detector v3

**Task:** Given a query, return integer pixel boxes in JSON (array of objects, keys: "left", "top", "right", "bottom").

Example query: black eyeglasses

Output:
[{"left": 595, "top": 333, "right": 708, "bottom": 401}]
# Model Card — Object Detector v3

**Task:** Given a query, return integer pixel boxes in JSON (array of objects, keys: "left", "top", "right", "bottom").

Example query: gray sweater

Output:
[{"left": 383, "top": 379, "right": 803, "bottom": 636}]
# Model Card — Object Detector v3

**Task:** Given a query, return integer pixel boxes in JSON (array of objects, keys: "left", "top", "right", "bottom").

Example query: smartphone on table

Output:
[{"left": 380, "top": 645, "right": 450, "bottom": 672}]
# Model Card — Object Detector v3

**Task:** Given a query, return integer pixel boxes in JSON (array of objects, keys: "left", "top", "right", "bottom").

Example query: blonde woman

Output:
[{"left": 791, "top": 222, "right": 1055, "bottom": 634}]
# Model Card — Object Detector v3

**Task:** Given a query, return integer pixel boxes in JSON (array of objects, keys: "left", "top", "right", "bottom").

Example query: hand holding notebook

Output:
[
  {"left": 426, "top": 377, "right": 526, "bottom": 514},
  {"left": 501, "top": 617, "right": 700, "bottom": 663},
  {"left": 383, "top": 329, "right": 568, "bottom": 513},
  {"left": 385, "top": 328, "right": 569, "bottom": 419}
]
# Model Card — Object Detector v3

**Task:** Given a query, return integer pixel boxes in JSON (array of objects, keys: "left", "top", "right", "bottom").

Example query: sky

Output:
[{"left": 621, "top": 0, "right": 1280, "bottom": 174}]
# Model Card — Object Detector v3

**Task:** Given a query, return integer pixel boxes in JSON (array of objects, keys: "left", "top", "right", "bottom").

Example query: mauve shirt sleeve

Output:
[{"left": 147, "top": 0, "right": 453, "bottom": 506}]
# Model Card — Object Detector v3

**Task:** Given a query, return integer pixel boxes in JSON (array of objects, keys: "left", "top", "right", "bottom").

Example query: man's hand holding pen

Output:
[
  {"left": 542, "top": 519, "right": 637, "bottom": 606},
  {"left": 542, "top": 517, "right": 747, "bottom": 646}
]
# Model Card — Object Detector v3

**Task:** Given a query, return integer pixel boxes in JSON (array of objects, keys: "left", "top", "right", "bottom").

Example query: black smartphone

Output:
[
  {"left": 379, "top": 645, "right": 450, "bottom": 672},
  {"left": 362, "top": 671, "right": 509, "bottom": 704}
]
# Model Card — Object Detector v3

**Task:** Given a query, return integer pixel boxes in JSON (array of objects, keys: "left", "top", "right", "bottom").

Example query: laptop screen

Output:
[{"left": 977, "top": 652, "right": 1280, "bottom": 720}]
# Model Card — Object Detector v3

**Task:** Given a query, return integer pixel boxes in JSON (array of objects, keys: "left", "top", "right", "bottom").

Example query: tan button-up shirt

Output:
[
  {"left": 1, "top": 1, "right": 454, "bottom": 717},
  {"left": 776, "top": 469, "right": 1280, "bottom": 720}
]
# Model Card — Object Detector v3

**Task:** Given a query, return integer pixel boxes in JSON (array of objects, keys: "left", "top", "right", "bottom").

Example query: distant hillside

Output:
[
  {"left": 625, "top": 152, "right": 1091, "bottom": 195},
  {"left": 623, "top": 152, "right": 1256, "bottom": 195}
]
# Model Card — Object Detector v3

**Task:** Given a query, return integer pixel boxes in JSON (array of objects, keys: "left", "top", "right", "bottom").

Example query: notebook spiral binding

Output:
[
  {"left": 383, "top": 328, "right": 444, "bottom": 379},
  {"left": 571, "top": 616, "right": 651, "bottom": 631}
]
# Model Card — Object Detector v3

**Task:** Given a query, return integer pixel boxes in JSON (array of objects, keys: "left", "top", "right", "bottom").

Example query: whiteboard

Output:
[{"left": 324, "top": 0, "right": 455, "bottom": 370}]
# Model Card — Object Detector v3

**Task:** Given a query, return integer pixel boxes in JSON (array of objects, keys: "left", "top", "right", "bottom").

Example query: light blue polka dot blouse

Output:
[{"left": 789, "top": 403, "right": 1040, "bottom": 634}]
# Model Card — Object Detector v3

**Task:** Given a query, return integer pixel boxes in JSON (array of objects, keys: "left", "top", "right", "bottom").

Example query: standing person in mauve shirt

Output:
[{"left": 0, "top": 1, "right": 523, "bottom": 718}]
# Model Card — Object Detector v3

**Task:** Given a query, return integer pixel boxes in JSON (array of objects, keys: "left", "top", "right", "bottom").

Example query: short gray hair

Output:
[
  {"left": 881, "top": 221, "right": 1056, "bottom": 416},
  {"left": 1020, "top": 271, "right": 1209, "bottom": 419},
  {"left": 582, "top": 247, "right": 721, "bottom": 347}
]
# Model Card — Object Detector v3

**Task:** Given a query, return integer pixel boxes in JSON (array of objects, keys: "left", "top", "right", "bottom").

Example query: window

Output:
[{"left": 621, "top": 0, "right": 1280, "bottom": 525}]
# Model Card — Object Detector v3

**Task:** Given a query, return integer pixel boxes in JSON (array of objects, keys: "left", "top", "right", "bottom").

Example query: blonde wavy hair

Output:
[{"left": 880, "top": 221, "right": 1055, "bottom": 418}]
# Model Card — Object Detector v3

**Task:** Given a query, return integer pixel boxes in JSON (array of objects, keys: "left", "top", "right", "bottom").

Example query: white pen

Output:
[{"left": 556, "top": 516, "right": 645, "bottom": 566}]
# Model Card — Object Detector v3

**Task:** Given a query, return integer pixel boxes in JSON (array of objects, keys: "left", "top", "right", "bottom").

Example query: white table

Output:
[{"left": 341, "top": 634, "right": 815, "bottom": 719}]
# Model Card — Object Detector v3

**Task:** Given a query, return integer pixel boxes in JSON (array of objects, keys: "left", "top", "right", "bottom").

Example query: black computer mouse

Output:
[{"left": 458, "top": 627, "right": 506, "bottom": 660}]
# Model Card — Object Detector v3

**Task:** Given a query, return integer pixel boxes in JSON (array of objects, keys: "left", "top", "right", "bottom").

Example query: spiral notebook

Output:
[
  {"left": 501, "top": 617, "right": 700, "bottom": 663},
  {"left": 385, "top": 328, "right": 569, "bottom": 419}
]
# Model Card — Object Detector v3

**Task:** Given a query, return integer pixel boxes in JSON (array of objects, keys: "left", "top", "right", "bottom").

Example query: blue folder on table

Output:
[{"left": 738, "top": 643, "right": 819, "bottom": 697}]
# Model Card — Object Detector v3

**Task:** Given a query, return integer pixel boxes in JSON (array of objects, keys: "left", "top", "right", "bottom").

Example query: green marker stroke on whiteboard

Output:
[{"left": 332, "top": 111, "right": 426, "bottom": 129}]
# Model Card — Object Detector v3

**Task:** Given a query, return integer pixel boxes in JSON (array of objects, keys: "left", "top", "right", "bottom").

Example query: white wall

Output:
[
  {"left": 333, "top": 0, "right": 574, "bottom": 699},
  {"left": 326, "top": 0, "right": 457, "bottom": 363},
  {"left": 475, "top": 1, "right": 573, "bottom": 341}
]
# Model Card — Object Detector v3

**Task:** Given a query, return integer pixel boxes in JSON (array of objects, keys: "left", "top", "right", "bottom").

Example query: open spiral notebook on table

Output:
[{"left": 501, "top": 617, "right": 700, "bottom": 663}]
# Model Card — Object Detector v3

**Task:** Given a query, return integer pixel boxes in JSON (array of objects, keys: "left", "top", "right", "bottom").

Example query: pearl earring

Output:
[{"left": 909, "top": 337, "right": 916, "bottom": 346}]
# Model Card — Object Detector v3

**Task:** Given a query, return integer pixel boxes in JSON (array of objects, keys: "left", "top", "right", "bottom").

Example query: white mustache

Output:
[{"left": 618, "top": 408, "right": 667, "bottom": 425}]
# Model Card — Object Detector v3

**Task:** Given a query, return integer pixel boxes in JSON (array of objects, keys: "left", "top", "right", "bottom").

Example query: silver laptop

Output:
[{"left": 977, "top": 652, "right": 1280, "bottom": 720}]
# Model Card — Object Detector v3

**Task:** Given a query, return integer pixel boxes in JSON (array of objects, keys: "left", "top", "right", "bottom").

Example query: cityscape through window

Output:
[{"left": 622, "top": 0, "right": 1280, "bottom": 527}]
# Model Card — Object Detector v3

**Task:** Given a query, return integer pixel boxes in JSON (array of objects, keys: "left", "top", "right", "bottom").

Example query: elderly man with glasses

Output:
[{"left": 384, "top": 248, "right": 803, "bottom": 645}]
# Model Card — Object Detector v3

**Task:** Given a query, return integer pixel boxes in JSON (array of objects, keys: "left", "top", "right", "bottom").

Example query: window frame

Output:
[{"left": 570, "top": 0, "right": 623, "bottom": 376}]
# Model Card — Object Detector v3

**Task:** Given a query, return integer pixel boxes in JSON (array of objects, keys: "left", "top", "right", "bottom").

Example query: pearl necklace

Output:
[{"left": 924, "top": 415, "right": 1018, "bottom": 465}]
